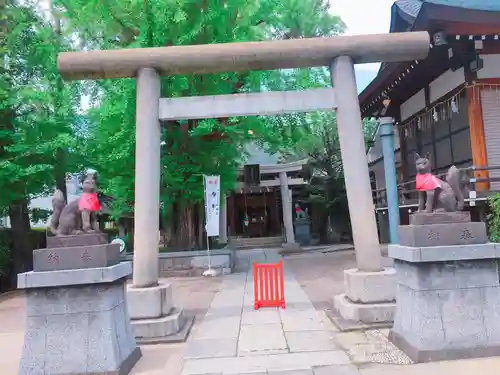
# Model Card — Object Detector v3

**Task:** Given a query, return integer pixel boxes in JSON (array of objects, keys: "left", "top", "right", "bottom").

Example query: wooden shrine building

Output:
[
  {"left": 361, "top": 0, "right": 500, "bottom": 242},
  {"left": 222, "top": 144, "right": 311, "bottom": 248}
]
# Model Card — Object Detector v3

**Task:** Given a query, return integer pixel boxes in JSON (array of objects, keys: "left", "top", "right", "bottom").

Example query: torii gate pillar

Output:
[{"left": 330, "top": 56, "right": 397, "bottom": 327}]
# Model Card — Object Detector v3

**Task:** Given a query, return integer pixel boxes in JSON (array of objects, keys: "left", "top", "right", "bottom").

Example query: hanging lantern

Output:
[
  {"left": 451, "top": 96, "right": 459, "bottom": 113},
  {"left": 433, "top": 108, "right": 439, "bottom": 122}
]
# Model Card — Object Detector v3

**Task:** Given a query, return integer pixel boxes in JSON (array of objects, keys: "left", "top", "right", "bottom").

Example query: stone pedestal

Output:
[
  {"left": 294, "top": 218, "right": 311, "bottom": 246},
  {"left": 18, "top": 233, "right": 141, "bottom": 375},
  {"left": 280, "top": 242, "right": 301, "bottom": 254},
  {"left": 389, "top": 212, "right": 500, "bottom": 362},
  {"left": 127, "top": 282, "right": 192, "bottom": 344},
  {"left": 333, "top": 268, "right": 396, "bottom": 327},
  {"left": 18, "top": 262, "right": 141, "bottom": 375}
]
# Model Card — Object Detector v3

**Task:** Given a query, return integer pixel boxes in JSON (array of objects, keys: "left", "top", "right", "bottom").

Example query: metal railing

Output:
[{"left": 372, "top": 165, "right": 500, "bottom": 210}]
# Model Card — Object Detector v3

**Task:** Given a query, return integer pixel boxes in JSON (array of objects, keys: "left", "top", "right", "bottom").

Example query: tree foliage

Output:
[
  {"left": 275, "top": 87, "right": 378, "bottom": 241},
  {"left": 1, "top": 0, "right": 84, "bottom": 272},
  {"left": 2, "top": 0, "right": 362, "bottom": 256}
]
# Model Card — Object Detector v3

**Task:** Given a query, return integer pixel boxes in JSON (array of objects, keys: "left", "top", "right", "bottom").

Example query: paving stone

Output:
[
  {"left": 335, "top": 332, "right": 369, "bottom": 350},
  {"left": 285, "top": 301, "right": 316, "bottom": 311},
  {"left": 238, "top": 324, "right": 287, "bottom": 356},
  {"left": 204, "top": 306, "right": 242, "bottom": 320},
  {"left": 210, "top": 293, "right": 244, "bottom": 309},
  {"left": 185, "top": 338, "right": 237, "bottom": 359},
  {"left": 285, "top": 330, "right": 339, "bottom": 352},
  {"left": 268, "top": 370, "right": 314, "bottom": 375},
  {"left": 379, "top": 329, "right": 390, "bottom": 337},
  {"left": 181, "top": 351, "right": 351, "bottom": 374},
  {"left": 280, "top": 310, "right": 327, "bottom": 331},
  {"left": 241, "top": 309, "right": 281, "bottom": 325},
  {"left": 192, "top": 317, "right": 241, "bottom": 339},
  {"left": 313, "top": 364, "right": 361, "bottom": 375}
]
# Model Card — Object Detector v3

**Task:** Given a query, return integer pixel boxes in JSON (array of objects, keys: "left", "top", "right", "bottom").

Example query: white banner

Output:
[{"left": 204, "top": 175, "right": 220, "bottom": 237}]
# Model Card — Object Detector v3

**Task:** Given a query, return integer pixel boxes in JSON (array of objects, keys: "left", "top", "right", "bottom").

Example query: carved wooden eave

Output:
[{"left": 359, "top": 0, "right": 500, "bottom": 119}]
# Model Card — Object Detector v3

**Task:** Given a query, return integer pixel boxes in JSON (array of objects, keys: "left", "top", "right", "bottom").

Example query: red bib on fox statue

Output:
[
  {"left": 416, "top": 173, "right": 440, "bottom": 192},
  {"left": 78, "top": 192, "right": 101, "bottom": 212}
]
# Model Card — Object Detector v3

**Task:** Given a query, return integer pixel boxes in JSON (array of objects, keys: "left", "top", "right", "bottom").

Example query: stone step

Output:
[
  {"left": 230, "top": 237, "right": 284, "bottom": 249},
  {"left": 232, "top": 240, "right": 283, "bottom": 246},
  {"left": 230, "top": 237, "right": 283, "bottom": 243}
]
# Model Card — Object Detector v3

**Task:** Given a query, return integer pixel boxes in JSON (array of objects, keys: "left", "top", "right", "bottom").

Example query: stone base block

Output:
[
  {"left": 389, "top": 243, "right": 499, "bottom": 263},
  {"left": 132, "top": 308, "right": 193, "bottom": 344},
  {"left": 47, "top": 232, "right": 108, "bottom": 248},
  {"left": 33, "top": 243, "right": 120, "bottom": 272},
  {"left": 127, "top": 282, "right": 173, "bottom": 319},
  {"left": 333, "top": 294, "right": 395, "bottom": 324},
  {"left": 394, "top": 258, "right": 499, "bottom": 291},
  {"left": 390, "top": 252, "right": 500, "bottom": 363},
  {"left": 18, "top": 262, "right": 132, "bottom": 289},
  {"left": 19, "top": 275, "right": 141, "bottom": 375},
  {"left": 279, "top": 242, "right": 302, "bottom": 255},
  {"left": 399, "top": 222, "right": 488, "bottom": 247},
  {"left": 325, "top": 309, "right": 392, "bottom": 332},
  {"left": 282, "top": 242, "right": 301, "bottom": 251},
  {"left": 409, "top": 211, "right": 471, "bottom": 226},
  {"left": 389, "top": 330, "right": 500, "bottom": 363},
  {"left": 344, "top": 268, "right": 396, "bottom": 303},
  {"left": 127, "top": 283, "right": 192, "bottom": 343}
]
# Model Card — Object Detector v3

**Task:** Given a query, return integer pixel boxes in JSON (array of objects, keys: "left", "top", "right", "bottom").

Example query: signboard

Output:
[{"left": 204, "top": 175, "right": 220, "bottom": 237}]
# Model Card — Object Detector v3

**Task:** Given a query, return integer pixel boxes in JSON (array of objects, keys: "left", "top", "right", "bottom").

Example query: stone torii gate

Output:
[{"left": 58, "top": 31, "right": 430, "bottom": 339}]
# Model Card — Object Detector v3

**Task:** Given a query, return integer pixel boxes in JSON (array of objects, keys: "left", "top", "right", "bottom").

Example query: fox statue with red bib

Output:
[
  {"left": 415, "top": 153, "right": 464, "bottom": 213},
  {"left": 50, "top": 172, "right": 102, "bottom": 235}
]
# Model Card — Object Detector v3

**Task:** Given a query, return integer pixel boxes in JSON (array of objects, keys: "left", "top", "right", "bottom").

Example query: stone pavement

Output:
[
  {"left": 181, "top": 249, "right": 357, "bottom": 374},
  {"left": 0, "top": 276, "right": 222, "bottom": 375},
  {"left": 3, "top": 249, "right": 500, "bottom": 374}
]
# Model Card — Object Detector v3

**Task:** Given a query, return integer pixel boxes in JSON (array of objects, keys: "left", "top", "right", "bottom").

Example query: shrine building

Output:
[{"left": 360, "top": 0, "right": 500, "bottom": 242}]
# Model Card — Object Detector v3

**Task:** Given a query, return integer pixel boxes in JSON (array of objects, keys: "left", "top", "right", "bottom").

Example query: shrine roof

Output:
[{"left": 359, "top": 0, "right": 500, "bottom": 117}]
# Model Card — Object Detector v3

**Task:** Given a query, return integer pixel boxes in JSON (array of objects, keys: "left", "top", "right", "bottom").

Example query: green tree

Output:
[
  {"left": 275, "top": 106, "right": 378, "bottom": 242},
  {"left": 1, "top": 1, "right": 82, "bottom": 273}
]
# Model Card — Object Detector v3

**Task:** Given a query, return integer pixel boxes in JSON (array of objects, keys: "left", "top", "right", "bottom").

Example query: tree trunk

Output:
[
  {"left": 8, "top": 200, "right": 33, "bottom": 281},
  {"left": 197, "top": 203, "right": 205, "bottom": 249},
  {"left": 171, "top": 203, "right": 196, "bottom": 250},
  {"left": 54, "top": 148, "right": 67, "bottom": 201}
]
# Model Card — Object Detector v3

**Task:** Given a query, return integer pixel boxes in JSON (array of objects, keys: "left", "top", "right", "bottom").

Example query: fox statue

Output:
[
  {"left": 415, "top": 153, "right": 464, "bottom": 213},
  {"left": 50, "top": 173, "right": 101, "bottom": 236}
]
